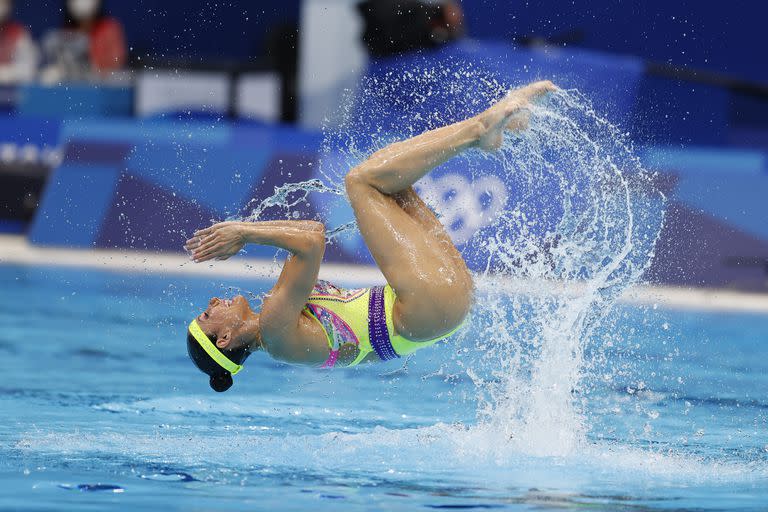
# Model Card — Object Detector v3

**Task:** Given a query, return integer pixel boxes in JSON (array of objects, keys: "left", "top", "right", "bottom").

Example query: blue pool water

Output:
[{"left": 1, "top": 263, "right": 767, "bottom": 511}]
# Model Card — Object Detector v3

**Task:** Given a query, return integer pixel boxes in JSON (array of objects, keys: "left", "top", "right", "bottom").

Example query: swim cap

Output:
[
  {"left": 188, "top": 319, "right": 244, "bottom": 375},
  {"left": 209, "top": 373, "right": 233, "bottom": 392},
  {"left": 187, "top": 319, "right": 249, "bottom": 392}
]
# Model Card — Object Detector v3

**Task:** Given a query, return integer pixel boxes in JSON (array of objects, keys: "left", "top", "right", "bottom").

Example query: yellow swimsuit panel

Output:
[{"left": 303, "top": 280, "right": 460, "bottom": 368}]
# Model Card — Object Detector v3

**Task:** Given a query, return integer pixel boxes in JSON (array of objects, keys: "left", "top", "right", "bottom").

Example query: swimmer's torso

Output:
[{"left": 302, "top": 280, "right": 454, "bottom": 367}]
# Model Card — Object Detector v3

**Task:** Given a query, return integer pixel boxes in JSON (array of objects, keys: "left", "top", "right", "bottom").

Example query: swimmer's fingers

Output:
[
  {"left": 184, "top": 236, "right": 203, "bottom": 251},
  {"left": 187, "top": 225, "right": 219, "bottom": 250},
  {"left": 192, "top": 241, "right": 224, "bottom": 262},
  {"left": 193, "top": 232, "right": 230, "bottom": 258},
  {"left": 189, "top": 242, "right": 212, "bottom": 259},
  {"left": 195, "top": 233, "right": 219, "bottom": 250},
  {"left": 193, "top": 245, "right": 222, "bottom": 262},
  {"left": 191, "top": 223, "right": 245, "bottom": 261},
  {"left": 189, "top": 232, "right": 218, "bottom": 257},
  {"left": 192, "top": 224, "right": 225, "bottom": 240},
  {"left": 194, "top": 238, "right": 240, "bottom": 262},
  {"left": 195, "top": 245, "right": 235, "bottom": 263},
  {"left": 193, "top": 227, "right": 215, "bottom": 238}
]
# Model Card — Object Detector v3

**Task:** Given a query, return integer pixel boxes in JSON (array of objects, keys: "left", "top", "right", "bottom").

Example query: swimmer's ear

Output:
[{"left": 215, "top": 332, "right": 232, "bottom": 349}]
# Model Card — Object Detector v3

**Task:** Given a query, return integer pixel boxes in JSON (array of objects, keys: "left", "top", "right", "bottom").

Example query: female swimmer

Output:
[{"left": 184, "top": 80, "right": 556, "bottom": 391}]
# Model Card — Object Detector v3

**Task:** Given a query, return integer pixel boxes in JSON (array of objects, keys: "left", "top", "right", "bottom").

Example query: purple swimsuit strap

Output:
[{"left": 367, "top": 286, "right": 399, "bottom": 361}]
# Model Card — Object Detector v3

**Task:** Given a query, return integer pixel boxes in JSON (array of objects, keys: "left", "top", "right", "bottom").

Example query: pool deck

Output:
[{"left": 1, "top": 234, "right": 767, "bottom": 314}]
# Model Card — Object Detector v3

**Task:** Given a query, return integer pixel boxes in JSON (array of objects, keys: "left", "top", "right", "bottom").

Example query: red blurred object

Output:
[
  {"left": 0, "top": 20, "right": 27, "bottom": 65},
  {"left": 84, "top": 17, "right": 126, "bottom": 73}
]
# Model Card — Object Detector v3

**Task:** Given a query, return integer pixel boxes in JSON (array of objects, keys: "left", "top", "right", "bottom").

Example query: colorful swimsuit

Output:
[{"left": 303, "top": 280, "right": 461, "bottom": 368}]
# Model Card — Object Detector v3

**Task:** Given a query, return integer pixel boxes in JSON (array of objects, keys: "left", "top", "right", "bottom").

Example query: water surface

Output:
[{"left": 1, "top": 265, "right": 766, "bottom": 511}]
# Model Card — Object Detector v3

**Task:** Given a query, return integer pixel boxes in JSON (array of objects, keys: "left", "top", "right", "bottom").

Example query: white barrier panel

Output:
[
  {"left": 235, "top": 72, "right": 281, "bottom": 122},
  {"left": 298, "top": 0, "right": 367, "bottom": 129},
  {"left": 136, "top": 70, "right": 230, "bottom": 117}
]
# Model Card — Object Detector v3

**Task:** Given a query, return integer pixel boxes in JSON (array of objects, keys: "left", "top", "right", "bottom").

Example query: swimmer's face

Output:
[{"left": 195, "top": 295, "right": 255, "bottom": 350}]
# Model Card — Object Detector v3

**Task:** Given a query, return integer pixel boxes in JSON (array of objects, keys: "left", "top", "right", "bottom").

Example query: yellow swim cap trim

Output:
[{"left": 188, "top": 319, "right": 243, "bottom": 375}]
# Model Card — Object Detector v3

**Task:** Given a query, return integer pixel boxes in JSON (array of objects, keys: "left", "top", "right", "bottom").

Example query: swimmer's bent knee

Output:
[
  {"left": 345, "top": 161, "right": 391, "bottom": 194},
  {"left": 344, "top": 167, "right": 385, "bottom": 199},
  {"left": 344, "top": 166, "right": 367, "bottom": 190}
]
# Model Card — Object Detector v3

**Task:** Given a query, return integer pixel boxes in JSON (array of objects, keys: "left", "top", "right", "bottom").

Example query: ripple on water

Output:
[
  {"left": 58, "top": 483, "right": 125, "bottom": 493},
  {"left": 138, "top": 471, "right": 197, "bottom": 482}
]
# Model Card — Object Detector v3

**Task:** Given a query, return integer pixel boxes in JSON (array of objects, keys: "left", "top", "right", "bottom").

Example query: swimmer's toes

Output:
[
  {"left": 535, "top": 79, "right": 556, "bottom": 91},
  {"left": 527, "top": 80, "right": 557, "bottom": 98}
]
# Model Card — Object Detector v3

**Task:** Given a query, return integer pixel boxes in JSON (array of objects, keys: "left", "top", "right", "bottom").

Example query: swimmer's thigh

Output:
[{"left": 345, "top": 176, "right": 470, "bottom": 340}]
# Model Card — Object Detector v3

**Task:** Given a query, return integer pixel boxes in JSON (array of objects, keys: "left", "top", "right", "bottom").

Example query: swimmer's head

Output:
[{"left": 186, "top": 295, "right": 259, "bottom": 392}]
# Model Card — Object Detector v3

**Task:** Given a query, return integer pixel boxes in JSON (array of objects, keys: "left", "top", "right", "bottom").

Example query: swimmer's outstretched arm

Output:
[
  {"left": 186, "top": 220, "right": 328, "bottom": 357},
  {"left": 185, "top": 220, "right": 324, "bottom": 263}
]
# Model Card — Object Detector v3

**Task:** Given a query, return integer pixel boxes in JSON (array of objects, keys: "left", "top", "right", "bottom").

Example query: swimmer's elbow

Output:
[{"left": 300, "top": 224, "right": 326, "bottom": 257}]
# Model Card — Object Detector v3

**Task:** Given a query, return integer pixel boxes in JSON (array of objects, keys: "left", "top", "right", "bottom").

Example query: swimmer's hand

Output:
[{"left": 185, "top": 222, "right": 245, "bottom": 263}]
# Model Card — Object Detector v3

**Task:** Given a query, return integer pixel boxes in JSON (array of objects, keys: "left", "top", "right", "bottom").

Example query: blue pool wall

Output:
[{"left": 14, "top": 43, "right": 768, "bottom": 291}]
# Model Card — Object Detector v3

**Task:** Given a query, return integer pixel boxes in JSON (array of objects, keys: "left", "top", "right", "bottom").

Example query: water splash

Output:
[
  {"left": 466, "top": 89, "right": 665, "bottom": 456},
  {"left": 240, "top": 178, "right": 343, "bottom": 221},
  {"left": 243, "top": 62, "right": 666, "bottom": 457}
]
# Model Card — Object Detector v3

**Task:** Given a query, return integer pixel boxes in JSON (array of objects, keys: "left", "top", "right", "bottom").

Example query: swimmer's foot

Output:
[{"left": 475, "top": 80, "right": 556, "bottom": 152}]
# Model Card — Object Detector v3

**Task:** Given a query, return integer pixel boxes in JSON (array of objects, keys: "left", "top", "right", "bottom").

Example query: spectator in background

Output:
[
  {"left": 357, "top": 0, "right": 465, "bottom": 58},
  {"left": 40, "top": 0, "right": 126, "bottom": 83},
  {"left": 0, "top": 0, "right": 38, "bottom": 83}
]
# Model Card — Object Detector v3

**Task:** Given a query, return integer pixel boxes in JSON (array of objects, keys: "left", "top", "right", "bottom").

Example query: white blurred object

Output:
[
  {"left": 235, "top": 73, "right": 281, "bottom": 122},
  {"left": 0, "top": 0, "right": 10, "bottom": 22},
  {"left": 0, "top": 0, "right": 39, "bottom": 85},
  {"left": 0, "top": 32, "right": 38, "bottom": 83},
  {"left": 19, "top": 143, "right": 38, "bottom": 163},
  {"left": 298, "top": 0, "right": 367, "bottom": 129},
  {"left": 136, "top": 70, "right": 230, "bottom": 117},
  {"left": 41, "top": 146, "right": 64, "bottom": 167},
  {"left": 67, "top": 0, "right": 100, "bottom": 22},
  {"left": 0, "top": 142, "right": 16, "bottom": 163}
]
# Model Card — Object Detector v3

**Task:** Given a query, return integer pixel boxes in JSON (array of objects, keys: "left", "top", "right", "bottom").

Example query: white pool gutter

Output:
[{"left": 1, "top": 234, "right": 767, "bottom": 314}]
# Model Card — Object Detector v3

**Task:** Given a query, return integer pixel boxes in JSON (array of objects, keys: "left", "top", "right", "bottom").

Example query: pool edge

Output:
[{"left": 2, "top": 234, "right": 767, "bottom": 314}]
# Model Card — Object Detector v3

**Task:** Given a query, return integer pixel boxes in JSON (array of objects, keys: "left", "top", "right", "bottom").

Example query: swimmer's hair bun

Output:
[{"left": 209, "top": 373, "right": 233, "bottom": 392}]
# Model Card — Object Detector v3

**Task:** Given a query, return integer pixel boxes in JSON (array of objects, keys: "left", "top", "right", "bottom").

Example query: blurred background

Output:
[{"left": 0, "top": 0, "right": 766, "bottom": 292}]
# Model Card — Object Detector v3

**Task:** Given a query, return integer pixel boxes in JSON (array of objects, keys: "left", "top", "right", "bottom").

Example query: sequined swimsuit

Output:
[{"left": 303, "top": 280, "right": 461, "bottom": 367}]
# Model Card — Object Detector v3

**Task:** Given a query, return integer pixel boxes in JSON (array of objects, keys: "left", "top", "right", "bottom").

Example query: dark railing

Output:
[
  {"left": 645, "top": 61, "right": 768, "bottom": 99},
  {"left": 724, "top": 257, "right": 768, "bottom": 277}
]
